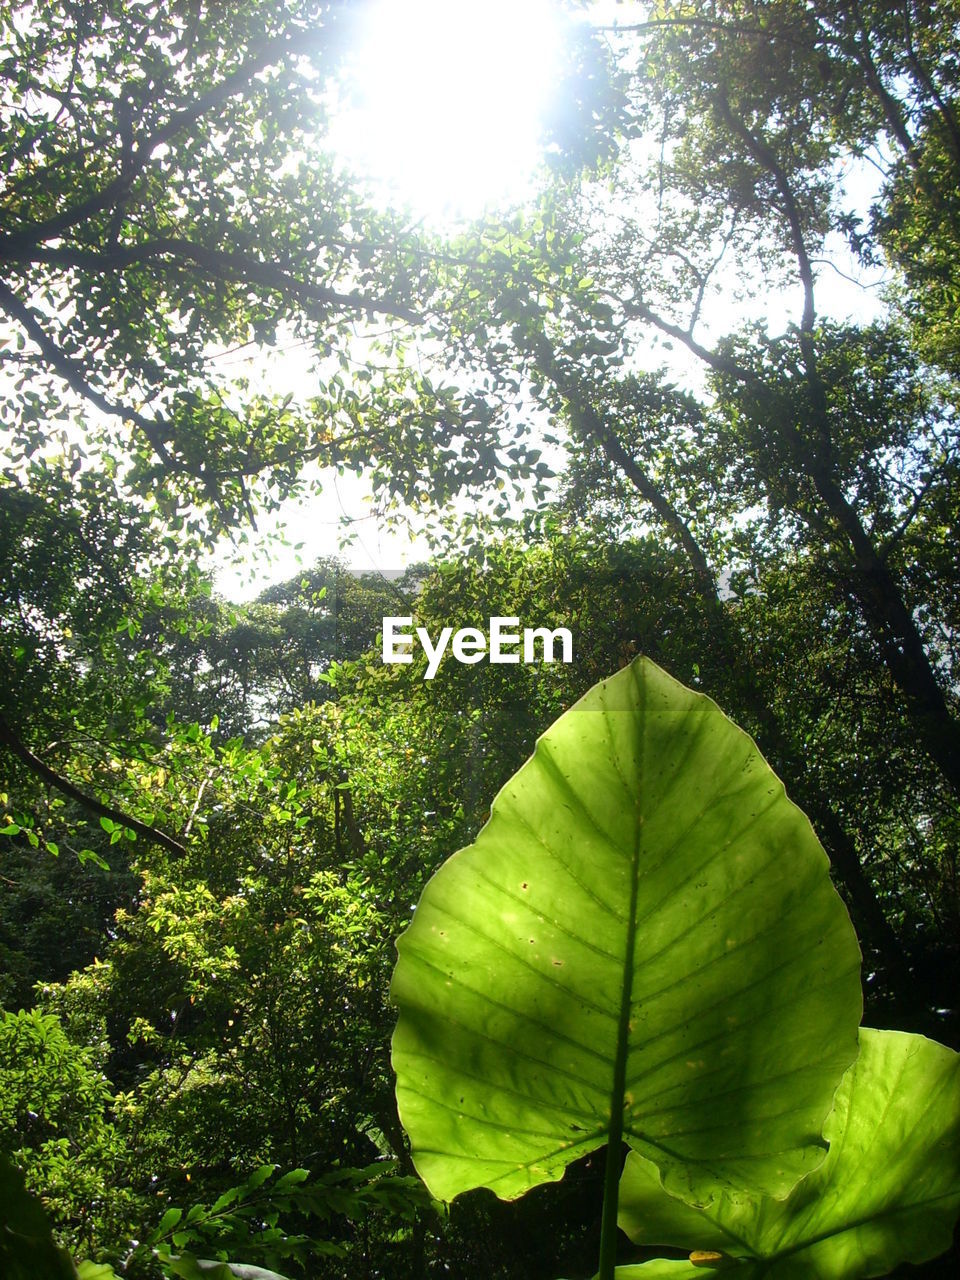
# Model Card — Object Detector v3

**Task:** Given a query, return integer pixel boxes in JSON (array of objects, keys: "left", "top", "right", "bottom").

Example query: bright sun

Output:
[{"left": 327, "top": 0, "right": 564, "bottom": 221}]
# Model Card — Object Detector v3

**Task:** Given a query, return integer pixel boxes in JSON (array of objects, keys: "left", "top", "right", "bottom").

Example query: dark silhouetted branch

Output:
[{"left": 0, "top": 712, "right": 188, "bottom": 858}]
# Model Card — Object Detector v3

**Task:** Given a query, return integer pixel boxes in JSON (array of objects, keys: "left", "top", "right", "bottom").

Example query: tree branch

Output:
[
  {"left": 592, "top": 17, "right": 769, "bottom": 37},
  {"left": 2, "top": 25, "right": 327, "bottom": 253},
  {"left": 0, "top": 712, "right": 188, "bottom": 858},
  {"left": 879, "top": 475, "right": 936, "bottom": 559},
  {"left": 621, "top": 274, "right": 960, "bottom": 796},
  {"left": 715, "top": 92, "right": 818, "bottom": 336},
  {"left": 899, "top": 0, "right": 960, "bottom": 171},
  {"left": 841, "top": 0, "right": 922, "bottom": 167},
  {"left": 529, "top": 330, "right": 907, "bottom": 974},
  {"left": 534, "top": 334, "right": 719, "bottom": 599},
  {"left": 0, "top": 278, "right": 179, "bottom": 468},
  {"left": 2, "top": 238, "right": 420, "bottom": 323}
]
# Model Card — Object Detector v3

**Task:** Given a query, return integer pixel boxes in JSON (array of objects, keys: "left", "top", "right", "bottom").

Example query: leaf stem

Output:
[{"left": 598, "top": 1129, "right": 625, "bottom": 1280}]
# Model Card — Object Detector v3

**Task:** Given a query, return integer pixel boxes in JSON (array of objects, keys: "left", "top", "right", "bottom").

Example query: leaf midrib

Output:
[{"left": 597, "top": 672, "right": 646, "bottom": 1279}]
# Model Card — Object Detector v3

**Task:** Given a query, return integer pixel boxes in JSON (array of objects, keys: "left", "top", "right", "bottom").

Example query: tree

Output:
[
  {"left": 0, "top": 0, "right": 559, "bottom": 870},
  {"left": 576, "top": 0, "right": 960, "bottom": 790},
  {"left": 405, "top": 1, "right": 960, "bottom": 1012},
  {"left": 0, "top": 1007, "right": 134, "bottom": 1260},
  {"left": 0, "top": 0, "right": 552, "bottom": 523}
]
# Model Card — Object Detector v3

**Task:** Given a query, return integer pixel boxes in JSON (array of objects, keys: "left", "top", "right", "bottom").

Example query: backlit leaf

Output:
[
  {"left": 617, "top": 1028, "right": 960, "bottom": 1279},
  {"left": 391, "top": 658, "right": 862, "bottom": 1206}
]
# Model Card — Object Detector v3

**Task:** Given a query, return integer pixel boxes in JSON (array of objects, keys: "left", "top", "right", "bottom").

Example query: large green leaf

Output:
[
  {"left": 391, "top": 657, "right": 861, "bottom": 1206},
  {"left": 617, "top": 1028, "right": 960, "bottom": 1279}
]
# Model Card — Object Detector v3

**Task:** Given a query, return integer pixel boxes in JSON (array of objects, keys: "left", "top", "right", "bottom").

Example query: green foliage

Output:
[
  {"left": 146, "top": 1160, "right": 430, "bottom": 1279},
  {"left": 0, "top": 1007, "right": 133, "bottom": 1257},
  {"left": 0, "top": 1, "right": 555, "bottom": 543},
  {"left": 45, "top": 831, "right": 400, "bottom": 1190},
  {"left": 76, "top": 1264, "right": 120, "bottom": 1280},
  {"left": 0, "top": 833, "right": 138, "bottom": 1011}
]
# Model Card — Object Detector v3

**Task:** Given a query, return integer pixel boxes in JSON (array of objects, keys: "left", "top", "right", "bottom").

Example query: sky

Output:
[
  {"left": 209, "top": 0, "right": 887, "bottom": 600},
  {"left": 209, "top": 0, "right": 573, "bottom": 596}
]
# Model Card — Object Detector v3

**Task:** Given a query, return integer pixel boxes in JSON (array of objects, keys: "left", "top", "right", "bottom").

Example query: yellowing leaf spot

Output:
[{"left": 690, "top": 1251, "right": 724, "bottom": 1266}]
